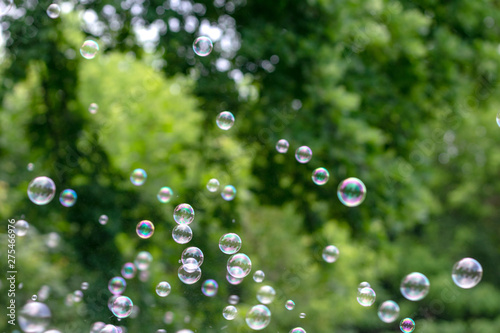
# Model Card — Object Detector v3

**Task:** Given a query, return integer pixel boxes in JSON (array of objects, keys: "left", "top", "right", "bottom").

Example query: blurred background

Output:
[{"left": 1, "top": 0, "right": 500, "bottom": 332}]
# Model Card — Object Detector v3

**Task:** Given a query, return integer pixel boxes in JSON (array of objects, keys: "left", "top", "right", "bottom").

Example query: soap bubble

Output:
[
  {"left": 452, "top": 257, "right": 483, "bottom": 289},
  {"left": 172, "top": 224, "right": 193, "bottom": 244},
  {"left": 216, "top": 111, "right": 235, "bottom": 130},
  {"left": 134, "top": 251, "right": 153, "bottom": 271},
  {"left": 46, "top": 3, "right": 60, "bottom": 18},
  {"left": 136, "top": 220, "right": 155, "bottom": 239},
  {"left": 219, "top": 233, "right": 242, "bottom": 254},
  {"left": 289, "top": 328, "right": 306, "bottom": 333},
  {"left": 358, "top": 281, "right": 370, "bottom": 291},
  {"left": 0, "top": 0, "right": 13, "bottom": 16},
  {"left": 193, "top": 36, "right": 213, "bottom": 57},
  {"left": 178, "top": 265, "right": 202, "bottom": 284},
  {"left": 181, "top": 247, "right": 204, "bottom": 267},
  {"left": 27, "top": 163, "right": 34, "bottom": 171},
  {"left": 28, "top": 176, "right": 56, "bottom": 205},
  {"left": 156, "top": 282, "right": 171, "bottom": 297},
  {"left": 121, "top": 262, "right": 136, "bottom": 279},
  {"left": 295, "top": 146, "right": 312, "bottom": 163},
  {"left": 223, "top": 305, "right": 237, "bottom": 320},
  {"left": 108, "top": 277, "right": 126, "bottom": 295},
  {"left": 226, "top": 273, "right": 244, "bottom": 285},
  {"left": 322, "top": 245, "right": 339, "bottom": 263},
  {"left": 80, "top": 40, "right": 99, "bottom": 59},
  {"left": 253, "top": 270, "right": 265, "bottom": 283},
  {"left": 285, "top": 300, "right": 295, "bottom": 310},
  {"left": 227, "top": 253, "right": 252, "bottom": 278},
  {"left": 276, "top": 139, "right": 289, "bottom": 153},
  {"left": 15, "top": 220, "right": 29, "bottom": 236},
  {"left": 157, "top": 187, "right": 173, "bottom": 203},
  {"left": 228, "top": 295, "right": 240, "bottom": 304},
  {"left": 130, "top": 168, "right": 147, "bottom": 186},
  {"left": 337, "top": 177, "right": 366, "bottom": 207},
  {"left": 173, "top": 203, "right": 195, "bottom": 224},
  {"left": 256, "top": 285, "right": 275, "bottom": 304},
  {"left": 207, "top": 178, "right": 220, "bottom": 192},
  {"left": 73, "top": 290, "right": 83, "bottom": 302},
  {"left": 31, "top": 295, "right": 37, "bottom": 301},
  {"left": 88, "top": 102, "right": 98, "bottom": 114},
  {"left": 400, "top": 318, "right": 415, "bottom": 332},
  {"left": 99, "top": 215, "right": 108, "bottom": 225},
  {"left": 59, "top": 189, "right": 77, "bottom": 207},
  {"left": 221, "top": 185, "right": 236, "bottom": 201},
  {"left": 19, "top": 302, "right": 51, "bottom": 333},
  {"left": 81, "top": 282, "right": 89, "bottom": 290},
  {"left": 183, "top": 258, "right": 199, "bottom": 273},
  {"left": 201, "top": 279, "right": 218, "bottom": 297},
  {"left": 378, "top": 300, "right": 400, "bottom": 323},
  {"left": 357, "top": 287, "right": 376, "bottom": 307},
  {"left": 100, "top": 324, "right": 118, "bottom": 333},
  {"left": 91, "top": 322, "right": 106, "bottom": 333},
  {"left": 246, "top": 304, "right": 271, "bottom": 330},
  {"left": 312, "top": 168, "right": 329, "bottom": 185},
  {"left": 400, "top": 272, "right": 430, "bottom": 301},
  {"left": 299, "top": 313, "right": 306, "bottom": 319}
]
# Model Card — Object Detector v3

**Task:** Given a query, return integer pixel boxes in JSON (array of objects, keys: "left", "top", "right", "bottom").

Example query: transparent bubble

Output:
[
  {"left": 400, "top": 272, "right": 430, "bottom": 301},
  {"left": 178, "top": 265, "right": 202, "bottom": 284},
  {"left": 31, "top": 295, "right": 37, "bottom": 301},
  {"left": 100, "top": 324, "right": 118, "bottom": 333},
  {"left": 46, "top": 3, "right": 61, "bottom": 18},
  {"left": 289, "top": 328, "right": 306, "bottom": 333},
  {"left": 80, "top": 40, "right": 99, "bottom": 59},
  {"left": 452, "top": 257, "right": 483, "bottom": 289},
  {"left": 226, "top": 273, "right": 244, "bottom": 285},
  {"left": 15, "top": 220, "right": 29, "bottom": 236},
  {"left": 299, "top": 313, "right": 306, "bottom": 319},
  {"left": 130, "top": 168, "right": 147, "bottom": 186},
  {"left": 28, "top": 176, "right": 56, "bottom": 205},
  {"left": 19, "top": 302, "right": 51, "bottom": 333},
  {"left": 156, "top": 282, "right": 171, "bottom": 297},
  {"left": 276, "top": 139, "right": 289, "bottom": 153},
  {"left": 99, "top": 215, "right": 108, "bottom": 225},
  {"left": 322, "top": 245, "right": 339, "bottom": 263},
  {"left": 256, "top": 285, "right": 275, "bottom": 304},
  {"left": 172, "top": 224, "right": 193, "bottom": 244},
  {"left": 0, "top": 0, "right": 12, "bottom": 16},
  {"left": 228, "top": 295, "right": 240, "bottom": 305},
  {"left": 219, "top": 233, "right": 242, "bottom": 254},
  {"left": 108, "top": 277, "right": 126, "bottom": 295},
  {"left": 136, "top": 220, "right": 155, "bottom": 239},
  {"left": 221, "top": 185, "right": 237, "bottom": 201},
  {"left": 201, "top": 279, "right": 218, "bottom": 297},
  {"left": 246, "top": 304, "right": 271, "bottom": 330},
  {"left": 285, "top": 300, "right": 295, "bottom": 310},
  {"left": 107, "top": 295, "right": 119, "bottom": 311},
  {"left": 400, "top": 318, "right": 415, "bottom": 332},
  {"left": 46, "top": 232, "right": 60, "bottom": 248},
  {"left": 216, "top": 111, "right": 235, "bottom": 130},
  {"left": 358, "top": 281, "right": 371, "bottom": 291},
  {"left": 227, "top": 253, "right": 252, "bottom": 278},
  {"left": 59, "top": 189, "right": 77, "bottom": 207},
  {"left": 121, "top": 262, "right": 136, "bottom": 279},
  {"left": 27, "top": 163, "right": 34, "bottom": 171},
  {"left": 183, "top": 258, "right": 199, "bottom": 273},
  {"left": 181, "top": 247, "right": 204, "bottom": 267},
  {"left": 357, "top": 287, "right": 376, "bottom": 307},
  {"left": 337, "top": 177, "right": 367, "bottom": 207},
  {"left": 81, "top": 282, "right": 89, "bottom": 290},
  {"left": 223, "top": 305, "right": 238, "bottom": 320},
  {"left": 193, "top": 36, "right": 213, "bottom": 57},
  {"left": 295, "top": 146, "right": 312, "bottom": 163},
  {"left": 173, "top": 203, "right": 195, "bottom": 224},
  {"left": 207, "top": 178, "right": 220, "bottom": 192},
  {"left": 73, "top": 290, "right": 83, "bottom": 302},
  {"left": 312, "top": 168, "right": 329, "bottom": 185},
  {"left": 157, "top": 187, "right": 173, "bottom": 203},
  {"left": 253, "top": 270, "right": 265, "bottom": 283},
  {"left": 378, "top": 300, "right": 400, "bottom": 323},
  {"left": 134, "top": 251, "right": 153, "bottom": 271},
  {"left": 91, "top": 321, "right": 106, "bottom": 333},
  {"left": 88, "top": 102, "right": 98, "bottom": 114}
]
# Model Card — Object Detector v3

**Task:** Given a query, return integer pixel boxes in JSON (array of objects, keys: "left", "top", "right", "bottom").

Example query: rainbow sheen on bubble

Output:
[
  {"left": 130, "top": 168, "right": 147, "bottom": 186},
  {"left": 182, "top": 247, "right": 204, "bottom": 267},
  {"left": 216, "top": 111, "right": 235, "bottom": 130},
  {"left": 357, "top": 287, "right": 376, "bottom": 307},
  {"left": 322, "top": 245, "right": 339, "bottom": 263},
  {"left": 337, "top": 177, "right": 366, "bottom": 207},
  {"left": 378, "top": 300, "right": 400, "bottom": 323},
  {"left": 19, "top": 302, "right": 51, "bottom": 333},
  {"left": 246, "top": 304, "right": 271, "bottom": 330},
  {"left": 285, "top": 300, "right": 295, "bottom": 310},
  {"left": 193, "top": 36, "right": 213, "bottom": 57},
  {"left": 157, "top": 186, "right": 173, "bottom": 203},
  {"left": 172, "top": 224, "right": 193, "bottom": 244},
  {"left": 201, "top": 279, "right": 218, "bottom": 297},
  {"left": 223, "top": 305, "right": 238, "bottom": 320},
  {"left": 312, "top": 168, "right": 329, "bottom": 185},
  {"left": 136, "top": 220, "right": 155, "bottom": 239},
  {"left": 400, "top": 318, "right": 415, "bottom": 332},
  {"left": 108, "top": 277, "right": 126, "bottom": 295},
  {"left": 111, "top": 296, "right": 133, "bottom": 318},
  {"left": 178, "top": 265, "right": 202, "bottom": 285},
  {"left": 276, "top": 139, "right": 289, "bottom": 153},
  {"left": 452, "top": 257, "right": 483, "bottom": 289},
  {"left": 173, "top": 203, "right": 195, "bottom": 224},
  {"left": 400, "top": 272, "right": 430, "bottom": 301},
  {"left": 28, "top": 176, "right": 56, "bottom": 205},
  {"left": 226, "top": 273, "right": 244, "bottom": 285},
  {"left": 156, "top": 282, "right": 171, "bottom": 297},
  {"left": 256, "top": 285, "right": 275, "bottom": 304},
  {"left": 207, "top": 178, "right": 220, "bottom": 192},
  {"left": 221, "top": 185, "right": 236, "bottom": 201},
  {"left": 253, "top": 270, "right": 265, "bottom": 283},
  {"left": 88, "top": 102, "right": 98, "bottom": 114},
  {"left": 46, "top": 3, "right": 60, "bottom": 18},
  {"left": 219, "top": 233, "right": 242, "bottom": 254},
  {"left": 15, "top": 220, "right": 29, "bottom": 237},
  {"left": 497, "top": 112, "right": 500, "bottom": 127},
  {"left": 99, "top": 215, "right": 108, "bottom": 225},
  {"left": 59, "top": 189, "right": 77, "bottom": 207},
  {"left": 134, "top": 251, "right": 153, "bottom": 271},
  {"left": 295, "top": 146, "right": 312, "bottom": 163},
  {"left": 80, "top": 40, "right": 99, "bottom": 59},
  {"left": 289, "top": 328, "right": 306, "bottom": 333},
  {"left": 227, "top": 253, "right": 252, "bottom": 278},
  {"left": 121, "top": 262, "right": 136, "bottom": 279}
]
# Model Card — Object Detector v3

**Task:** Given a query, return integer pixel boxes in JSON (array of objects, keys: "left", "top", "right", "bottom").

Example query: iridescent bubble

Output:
[
  {"left": 156, "top": 282, "right": 171, "bottom": 297},
  {"left": 299, "top": 313, "right": 306, "bottom": 319},
  {"left": 226, "top": 273, "right": 244, "bottom": 285},
  {"left": 216, "top": 111, "right": 235, "bottom": 130},
  {"left": 219, "top": 233, "right": 242, "bottom": 254},
  {"left": 246, "top": 304, "right": 271, "bottom": 330},
  {"left": 178, "top": 265, "right": 202, "bottom": 285},
  {"left": 73, "top": 290, "right": 83, "bottom": 302},
  {"left": 183, "top": 258, "right": 199, "bottom": 273},
  {"left": 121, "top": 262, "right": 136, "bottom": 279},
  {"left": 400, "top": 272, "right": 430, "bottom": 301},
  {"left": 253, "top": 270, "right": 265, "bottom": 283},
  {"left": 223, "top": 305, "right": 237, "bottom": 320},
  {"left": 136, "top": 220, "right": 155, "bottom": 239},
  {"left": 27, "top": 163, "right": 34, "bottom": 171},
  {"left": 221, "top": 185, "right": 236, "bottom": 201},
  {"left": 80, "top": 40, "right": 99, "bottom": 59},
  {"left": 107, "top": 295, "right": 118, "bottom": 311},
  {"left": 312, "top": 168, "right": 329, "bottom": 185},
  {"left": 497, "top": 112, "right": 500, "bottom": 127},
  {"left": 207, "top": 178, "right": 220, "bottom": 192},
  {"left": 295, "top": 146, "right": 312, "bottom": 163},
  {"left": 81, "top": 282, "right": 89, "bottom": 290},
  {"left": 88, "top": 103, "right": 98, "bottom": 114},
  {"left": 322, "top": 245, "right": 339, "bottom": 263},
  {"left": 130, "top": 168, "right": 147, "bottom": 186},
  {"left": 59, "top": 189, "right": 77, "bottom": 207},
  {"left": 193, "top": 36, "right": 213, "bottom": 57},
  {"left": 289, "top": 328, "right": 306, "bottom": 333},
  {"left": 90, "top": 322, "right": 106, "bottom": 333},
  {"left": 19, "top": 302, "right": 51, "bottom": 333},
  {"left": 337, "top": 177, "right": 366, "bottom": 207},
  {"left": 228, "top": 295, "right": 240, "bottom": 305},
  {"left": 378, "top": 300, "right": 400, "bottom": 323},
  {"left": 256, "top": 285, "right": 275, "bottom": 304},
  {"left": 357, "top": 287, "right": 376, "bottom": 307},
  {"left": 28, "top": 176, "right": 56, "bottom": 205},
  {"left": 358, "top": 281, "right": 371, "bottom": 291},
  {"left": 108, "top": 277, "right": 126, "bottom": 295},
  {"left": 173, "top": 203, "right": 195, "bottom": 224},
  {"left": 0, "top": 0, "right": 13, "bottom": 16},
  {"left": 172, "top": 224, "right": 193, "bottom": 244},
  {"left": 276, "top": 139, "right": 289, "bottom": 153},
  {"left": 400, "top": 318, "right": 415, "bottom": 332},
  {"left": 15, "top": 220, "right": 29, "bottom": 237},
  {"left": 31, "top": 295, "right": 37, "bottom": 301},
  {"left": 201, "top": 279, "right": 218, "bottom": 297},
  {"left": 227, "top": 253, "right": 252, "bottom": 278},
  {"left": 285, "top": 300, "right": 295, "bottom": 310},
  {"left": 99, "top": 215, "right": 108, "bottom": 225},
  {"left": 452, "top": 257, "right": 483, "bottom": 289},
  {"left": 181, "top": 247, "right": 204, "bottom": 267},
  {"left": 46, "top": 4, "right": 60, "bottom": 18},
  {"left": 157, "top": 187, "right": 173, "bottom": 203},
  {"left": 134, "top": 251, "right": 153, "bottom": 271},
  {"left": 100, "top": 324, "right": 118, "bottom": 333}
]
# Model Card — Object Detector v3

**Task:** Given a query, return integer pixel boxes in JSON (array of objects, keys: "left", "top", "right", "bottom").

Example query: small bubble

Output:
[
  {"left": 80, "top": 40, "right": 99, "bottom": 59},
  {"left": 312, "top": 167, "right": 329, "bottom": 185},
  {"left": 452, "top": 257, "right": 482, "bottom": 289},
  {"left": 201, "top": 279, "right": 218, "bottom": 297},
  {"left": 73, "top": 290, "right": 83, "bottom": 302},
  {"left": 136, "top": 220, "right": 155, "bottom": 239},
  {"left": 295, "top": 146, "right": 312, "bottom": 163},
  {"left": 99, "top": 215, "right": 108, "bottom": 225},
  {"left": 228, "top": 295, "right": 240, "bottom": 305},
  {"left": 46, "top": 4, "right": 60, "bottom": 18},
  {"left": 156, "top": 282, "right": 172, "bottom": 297},
  {"left": 219, "top": 233, "right": 242, "bottom": 254},
  {"left": 14, "top": 220, "right": 29, "bottom": 237},
  {"left": 216, "top": 111, "right": 235, "bottom": 130},
  {"left": 130, "top": 168, "right": 147, "bottom": 186},
  {"left": 81, "top": 282, "right": 89, "bottom": 290},
  {"left": 223, "top": 305, "right": 238, "bottom": 320},
  {"left": 299, "top": 312, "right": 306, "bottom": 319},
  {"left": 400, "top": 318, "right": 415, "bottom": 332},
  {"left": 221, "top": 185, "right": 236, "bottom": 201},
  {"left": 27, "top": 163, "right": 34, "bottom": 171},
  {"left": 357, "top": 287, "right": 376, "bottom": 307},
  {"left": 253, "top": 270, "right": 265, "bottom": 283},
  {"left": 207, "top": 178, "right": 220, "bottom": 192},
  {"left": 88, "top": 103, "right": 98, "bottom": 114},
  {"left": 121, "top": 262, "right": 136, "bottom": 279},
  {"left": 322, "top": 245, "right": 339, "bottom": 263},
  {"left": 27, "top": 176, "right": 56, "bottom": 205},
  {"left": 157, "top": 187, "right": 173, "bottom": 203},
  {"left": 134, "top": 251, "right": 153, "bottom": 271},
  {"left": 276, "top": 139, "right": 289, "bottom": 153},
  {"left": 59, "top": 189, "right": 77, "bottom": 207},
  {"left": 400, "top": 272, "right": 430, "bottom": 301},
  {"left": 337, "top": 177, "right": 366, "bottom": 207},
  {"left": 31, "top": 295, "right": 38, "bottom": 301},
  {"left": 193, "top": 36, "right": 213, "bottom": 57},
  {"left": 285, "top": 300, "right": 295, "bottom": 310},
  {"left": 108, "top": 277, "right": 127, "bottom": 295},
  {"left": 289, "top": 328, "right": 306, "bottom": 333},
  {"left": 358, "top": 281, "right": 371, "bottom": 291}
]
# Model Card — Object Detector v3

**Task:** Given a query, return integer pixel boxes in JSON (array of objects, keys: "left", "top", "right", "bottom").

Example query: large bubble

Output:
[
  {"left": 256, "top": 285, "right": 275, "bottom": 304},
  {"left": 172, "top": 224, "right": 193, "bottom": 244},
  {"left": 452, "top": 257, "right": 483, "bottom": 289},
  {"left": 80, "top": 40, "right": 99, "bottom": 59},
  {"left": 173, "top": 203, "right": 195, "bottom": 224},
  {"left": 28, "top": 176, "right": 56, "bottom": 205},
  {"left": 193, "top": 36, "right": 213, "bottom": 57},
  {"left": 246, "top": 304, "right": 271, "bottom": 330},
  {"left": 111, "top": 296, "right": 133, "bottom": 318},
  {"left": 227, "top": 253, "right": 252, "bottom": 278},
  {"left": 400, "top": 272, "right": 430, "bottom": 301},
  {"left": 337, "top": 177, "right": 366, "bottom": 207},
  {"left": 19, "top": 302, "right": 51, "bottom": 333}
]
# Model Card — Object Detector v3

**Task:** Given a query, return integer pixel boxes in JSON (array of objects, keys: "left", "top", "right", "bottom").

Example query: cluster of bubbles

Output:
[
  {"left": 80, "top": 40, "right": 99, "bottom": 59},
  {"left": 193, "top": 36, "right": 213, "bottom": 57}
]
